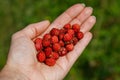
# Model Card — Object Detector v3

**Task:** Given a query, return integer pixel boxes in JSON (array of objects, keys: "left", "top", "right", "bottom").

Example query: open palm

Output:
[{"left": 5, "top": 4, "right": 96, "bottom": 80}]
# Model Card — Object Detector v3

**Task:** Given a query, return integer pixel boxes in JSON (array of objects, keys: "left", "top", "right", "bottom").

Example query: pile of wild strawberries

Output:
[{"left": 34, "top": 23, "right": 84, "bottom": 66}]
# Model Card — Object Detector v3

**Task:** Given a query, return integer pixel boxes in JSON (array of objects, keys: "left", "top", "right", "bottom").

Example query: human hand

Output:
[{"left": 0, "top": 4, "right": 96, "bottom": 80}]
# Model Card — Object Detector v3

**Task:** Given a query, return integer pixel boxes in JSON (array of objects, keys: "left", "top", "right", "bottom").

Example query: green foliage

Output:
[{"left": 0, "top": 0, "right": 120, "bottom": 79}]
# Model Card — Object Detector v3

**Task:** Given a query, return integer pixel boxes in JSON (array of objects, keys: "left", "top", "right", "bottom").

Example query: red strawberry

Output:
[
  {"left": 53, "top": 43, "right": 61, "bottom": 51},
  {"left": 51, "top": 52, "right": 59, "bottom": 60},
  {"left": 42, "top": 40, "right": 50, "bottom": 47},
  {"left": 59, "top": 33, "right": 64, "bottom": 40},
  {"left": 51, "top": 36, "right": 58, "bottom": 43},
  {"left": 37, "top": 51, "right": 46, "bottom": 62},
  {"left": 63, "top": 33, "right": 72, "bottom": 42},
  {"left": 50, "top": 28, "right": 60, "bottom": 36},
  {"left": 64, "top": 23, "right": 71, "bottom": 29},
  {"left": 68, "top": 29, "right": 75, "bottom": 36},
  {"left": 66, "top": 44, "right": 74, "bottom": 51},
  {"left": 77, "top": 31, "right": 84, "bottom": 40},
  {"left": 59, "top": 29, "right": 67, "bottom": 34},
  {"left": 59, "top": 47, "right": 67, "bottom": 56},
  {"left": 45, "top": 58, "right": 56, "bottom": 66},
  {"left": 43, "top": 33, "right": 51, "bottom": 40},
  {"left": 34, "top": 38, "right": 42, "bottom": 43},
  {"left": 59, "top": 40, "right": 64, "bottom": 47},
  {"left": 72, "top": 37, "right": 78, "bottom": 45},
  {"left": 44, "top": 47, "right": 52, "bottom": 57},
  {"left": 72, "top": 24, "right": 80, "bottom": 32},
  {"left": 34, "top": 38, "right": 42, "bottom": 51}
]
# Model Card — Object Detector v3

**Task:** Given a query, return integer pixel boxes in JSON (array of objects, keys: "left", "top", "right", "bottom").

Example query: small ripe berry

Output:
[
  {"left": 50, "top": 28, "right": 60, "bottom": 36},
  {"left": 72, "top": 24, "right": 80, "bottom": 32},
  {"left": 42, "top": 40, "right": 50, "bottom": 47},
  {"left": 53, "top": 43, "right": 61, "bottom": 51},
  {"left": 37, "top": 51, "right": 46, "bottom": 62},
  {"left": 51, "top": 52, "right": 59, "bottom": 60},
  {"left": 34, "top": 38, "right": 42, "bottom": 51},
  {"left": 34, "top": 38, "right": 42, "bottom": 43},
  {"left": 44, "top": 47, "right": 52, "bottom": 57},
  {"left": 59, "top": 47, "right": 67, "bottom": 56},
  {"left": 59, "top": 40, "right": 64, "bottom": 47},
  {"left": 43, "top": 33, "right": 51, "bottom": 40},
  {"left": 72, "top": 37, "right": 78, "bottom": 45},
  {"left": 63, "top": 33, "right": 72, "bottom": 42},
  {"left": 68, "top": 29, "right": 75, "bottom": 36},
  {"left": 45, "top": 58, "right": 56, "bottom": 66},
  {"left": 59, "top": 29, "right": 67, "bottom": 34},
  {"left": 66, "top": 44, "right": 74, "bottom": 51},
  {"left": 77, "top": 31, "right": 84, "bottom": 40},
  {"left": 64, "top": 23, "right": 71, "bottom": 29},
  {"left": 51, "top": 36, "right": 58, "bottom": 43},
  {"left": 35, "top": 43, "right": 42, "bottom": 51},
  {"left": 59, "top": 33, "right": 64, "bottom": 40}
]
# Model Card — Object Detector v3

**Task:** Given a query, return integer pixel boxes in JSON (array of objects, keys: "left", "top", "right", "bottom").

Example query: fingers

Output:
[
  {"left": 66, "top": 32, "right": 92, "bottom": 67},
  {"left": 52, "top": 4, "right": 85, "bottom": 28},
  {"left": 12, "top": 20, "right": 50, "bottom": 39},
  {"left": 70, "top": 7, "right": 96, "bottom": 34},
  {"left": 41, "top": 4, "right": 85, "bottom": 36},
  {"left": 80, "top": 16, "right": 96, "bottom": 33},
  {"left": 71, "top": 7, "right": 93, "bottom": 25}
]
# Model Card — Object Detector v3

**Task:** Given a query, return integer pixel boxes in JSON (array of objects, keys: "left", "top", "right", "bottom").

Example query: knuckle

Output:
[
  {"left": 11, "top": 31, "right": 23, "bottom": 40},
  {"left": 27, "top": 23, "right": 35, "bottom": 27}
]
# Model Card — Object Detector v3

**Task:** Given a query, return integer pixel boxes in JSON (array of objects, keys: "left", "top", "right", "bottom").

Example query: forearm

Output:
[{"left": 0, "top": 65, "right": 29, "bottom": 80}]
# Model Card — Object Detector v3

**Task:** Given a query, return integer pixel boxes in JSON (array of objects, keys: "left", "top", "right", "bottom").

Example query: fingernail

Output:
[
  {"left": 92, "top": 16, "right": 96, "bottom": 20},
  {"left": 90, "top": 16, "right": 96, "bottom": 22},
  {"left": 88, "top": 7, "right": 93, "bottom": 11},
  {"left": 85, "top": 7, "right": 93, "bottom": 14},
  {"left": 81, "top": 3, "right": 85, "bottom": 7}
]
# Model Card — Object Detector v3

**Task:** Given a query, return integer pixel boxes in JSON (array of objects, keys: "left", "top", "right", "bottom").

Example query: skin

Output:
[{"left": 0, "top": 3, "right": 96, "bottom": 80}]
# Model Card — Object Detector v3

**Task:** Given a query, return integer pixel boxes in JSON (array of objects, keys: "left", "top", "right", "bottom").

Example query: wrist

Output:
[{"left": 0, "top": 64, "right": 30, "bottom": 80}]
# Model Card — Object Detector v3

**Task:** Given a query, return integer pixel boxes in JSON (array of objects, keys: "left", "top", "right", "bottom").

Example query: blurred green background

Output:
[{"left": 0, "top": 0, "right": 120, "bottom": 80}]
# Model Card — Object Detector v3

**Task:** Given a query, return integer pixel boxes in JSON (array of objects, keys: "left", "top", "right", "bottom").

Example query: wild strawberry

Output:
[
  {"left": 59, "top": 33, "right": 64, "bottom": 40},
  {"left": 59, "top": 40, "right": 64, "bottom": 47},
  {"left": 51, "top": 36, "right": 58, "bottom": 43},
  {"left": 37, "top": 51, "right": 46, "bottom": 62},
  {"left": 68, "top": 29, "right": 75, "bottom": 36},
  {"left": 35, "top": 23, "right": 85, "bottom": 66},
  {"left": 44, "top": 47, "right": 52, "bottom": 57},
  {"left": 53, "top": 43, "right": 61, "bottom": 51},
  {"left": 34, "top": 38, "right": 42, "bottom": 43},
  {"left": 63, "top": 33, "right": 72, "bottom": 42},
  {"left": 43, "top": 33, "right": 51, "bottom": 40},
  {"left": 72, "top": 24, "right": 80, "bottom": 32},
  {"left": 77, "top": 31, "right": 84, "bottom": 40},
  {"left": 51, "top": 52, "right": 59, "bottom": 60},
  {"left": 42, "top": 40, "right": 50, "bottom": 47},
  {"left": 72, "top": 37, "right": 78, "bottom": 45},
  {"left": 64, "top": 23, "right": 71, "bottom": 29},
  {"left": 45, "top": 58, "right": 56, "bottom": 66},
  {"left": 34, "top": 38, "right": 42, "bottom": 51},
  {"left": 66, "top": 44, "right": 74, "bottom": 51},
  {"left": 59, "top": 47, "right": 67, "bottom": 56},
  {"left": 59, "top": 29, "right": 67, "bottom": 34},
  {"left": 50, "top": 28, "right": 60, "bottom": 36}
]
